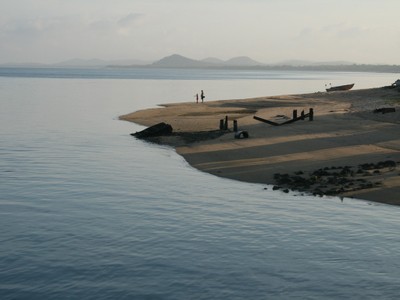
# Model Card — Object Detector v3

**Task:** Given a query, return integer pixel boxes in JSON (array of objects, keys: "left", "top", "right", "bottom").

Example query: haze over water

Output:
[{"left": 0, "top": 68, "right": 399, "bottom": 299}]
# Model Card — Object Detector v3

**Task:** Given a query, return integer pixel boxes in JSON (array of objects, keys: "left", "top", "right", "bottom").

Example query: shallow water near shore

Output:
[{"left": 1, "top": 68, "right": 400, "bottom": 299}]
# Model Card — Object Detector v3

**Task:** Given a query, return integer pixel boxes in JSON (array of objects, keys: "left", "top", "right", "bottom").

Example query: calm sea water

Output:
[{"left": 0, "top": 68, "right": 399, "bottom": 299}]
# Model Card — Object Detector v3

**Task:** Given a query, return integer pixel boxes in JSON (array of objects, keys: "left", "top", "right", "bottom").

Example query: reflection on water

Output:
[{"left": 0, "top": 71, "right": 399, "bottom": 299}]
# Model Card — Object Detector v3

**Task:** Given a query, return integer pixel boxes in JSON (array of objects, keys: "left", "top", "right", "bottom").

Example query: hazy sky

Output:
[{"left": 1, "top": 0, "right": 399, "bottom": 64}]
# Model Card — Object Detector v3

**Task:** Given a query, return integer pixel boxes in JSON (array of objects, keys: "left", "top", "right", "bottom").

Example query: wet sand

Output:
[{"left": 120, "top": 87, "right": 400, "bottom": 206}]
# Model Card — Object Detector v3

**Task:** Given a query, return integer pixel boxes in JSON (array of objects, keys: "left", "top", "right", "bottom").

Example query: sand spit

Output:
[{"left": 120, "top": 87, "right": 400, "bottom": 205}]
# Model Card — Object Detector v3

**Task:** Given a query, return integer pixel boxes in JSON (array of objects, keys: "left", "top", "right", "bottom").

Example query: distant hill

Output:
[
  {"left": 225, "top": 56, "right": 263, "bottom": 66},
  {"left": 201, "top": 57, "right": 225, "bottom": 65},
  {"left": 152, "top": 54, "right": 212, "bottom": 68},
  {"left": 151, "top": 54, "right": 263, "bottom": 68},
  {"left": 148, "top": 55, "right": 400, "bottom": 72},
  {"left": 2, "top": 55, "right": 399, "bottom": 73}
]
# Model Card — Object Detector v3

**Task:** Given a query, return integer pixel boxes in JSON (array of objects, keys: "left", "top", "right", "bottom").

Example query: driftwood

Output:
[
  {"left": 254, "top": 113, "right": 310, "bottom": 126},
  {"left": 253, "top": 116, "right": 279, "bottom": 126},
  {"left": 254, "top": 108, "right": 314, "bottom": 126},
  {"left": 280, "top": 113, "right": 310, "bottom": 125}
]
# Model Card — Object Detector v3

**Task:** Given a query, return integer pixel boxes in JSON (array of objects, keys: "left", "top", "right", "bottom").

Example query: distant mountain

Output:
[
  {"left": 225, "top": 56, "right": 263, "bottom": 66},
  {"left": 152, "top": 54, "right": 211, "bottom": 68},
  {"left": 53, "top": 57, "right": 353, "bottom": 68},
  {"left": 201, "top": 57, "right": 225, "bottom": 64},
  {"left": 200, "top": 56, "right": 263, "bottom": 66},
  {"left": 151, "top": 54, "right": 263, "bottom": 68},
  {"left": 4, "top": 55, "right": 386, "bottom": 71}
]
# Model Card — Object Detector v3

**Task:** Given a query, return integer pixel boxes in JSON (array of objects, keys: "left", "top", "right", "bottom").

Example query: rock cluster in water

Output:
[{"left": 273, "top": 160, "right": 398, "bottom": 197}]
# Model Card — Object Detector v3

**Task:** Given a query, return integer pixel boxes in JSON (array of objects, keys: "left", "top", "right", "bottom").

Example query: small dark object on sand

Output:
[{"left": 235, "top": 131, "right": 249, "bottom": 139}]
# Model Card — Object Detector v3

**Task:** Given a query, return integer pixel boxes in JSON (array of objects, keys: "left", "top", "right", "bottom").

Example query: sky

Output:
[{"left": 1, "top": 0, "right": 400, "bottom": 64}]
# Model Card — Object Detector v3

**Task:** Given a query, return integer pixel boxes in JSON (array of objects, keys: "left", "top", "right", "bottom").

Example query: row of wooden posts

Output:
[
  {"left": 219, "top": 108, "right": 314, "bottom": 131},
  {"left": 219, "top": 116, "right": 238, "bottom": 131},
  {"left": 293, "top": 108, "right": 314, "bottom": 121}
]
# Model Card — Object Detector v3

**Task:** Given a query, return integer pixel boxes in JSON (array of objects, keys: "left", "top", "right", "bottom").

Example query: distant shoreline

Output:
[
  {"left": 1, "top": 63, "right": 400, "bottom": 74},
  {"left": 121, "top": 87, "right": 400, "bottom": 206},
  {"left": 109, "top": 64, "right": 400, "bottom": 74}
]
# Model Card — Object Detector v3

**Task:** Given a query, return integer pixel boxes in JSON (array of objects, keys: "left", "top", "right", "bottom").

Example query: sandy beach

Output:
[{"left": 120, "top": 86, "right": 400, "bottom": 206}]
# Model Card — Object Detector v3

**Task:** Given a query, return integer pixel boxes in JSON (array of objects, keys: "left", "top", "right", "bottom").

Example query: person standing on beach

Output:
[
  {"left": 195, "top": 93, "right": 199, "bottom": 103},
  {"left": 201, "top": 90, "right": 205, "bottom": 103}
]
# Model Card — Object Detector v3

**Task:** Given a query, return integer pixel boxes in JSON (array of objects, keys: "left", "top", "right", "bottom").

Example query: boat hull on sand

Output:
[{"left": 326, "top": 83, "right": 354, "bottom": 92}]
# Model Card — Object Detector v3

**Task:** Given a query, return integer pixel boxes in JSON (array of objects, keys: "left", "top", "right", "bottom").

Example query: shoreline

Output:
[{"left": 120, "top": 87, "right": 400, "bottom": 206}]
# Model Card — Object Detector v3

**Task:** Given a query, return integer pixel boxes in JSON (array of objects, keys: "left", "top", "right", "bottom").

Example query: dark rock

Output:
[
  {"left": 312, "top": 169, "right": 330, "bottom": 177},
  {"left": 373, "top": 107, "right": 396, "bottom": 114},
  {"left": 360, "top": 163, "right": 374, "bottom": 170},
  {"left": 377, "top": 160, "right": 396, "bottom": 169},
  {"left": 132, "top": 122, "right": 173, "bottom": 138}
]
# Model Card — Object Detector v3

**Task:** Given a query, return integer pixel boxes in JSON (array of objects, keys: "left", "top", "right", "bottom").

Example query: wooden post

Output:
[
  {"left": 219, "top": 119, "right": 224, "bottom": 130},
  {"left": 224, "top": 115, "right": 228, "bottom": 130},
  {"left": 309, "top": 108, "right": 314, "bottom": 121},
  {"left": 301, "top": 110, "right": 305, "bottom": 120},
  {"left": 233, "top": 120, "right": 238, "bottom": 132},
  {"left": 293, "top": 109, "right": 297, "bottom": 119}
]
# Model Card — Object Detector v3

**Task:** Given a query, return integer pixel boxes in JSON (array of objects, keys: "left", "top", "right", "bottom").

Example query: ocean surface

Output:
[{"left": 0, "top": 67, "right": 399, "bottom": 299}]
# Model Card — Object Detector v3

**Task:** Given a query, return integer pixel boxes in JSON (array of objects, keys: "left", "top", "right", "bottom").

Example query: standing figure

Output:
[
  {"left": 201, "top": 90, "right": 205, "bottom": 103},
  {"left": 195, "top": 93, "right": 199, "bottom": 103}
]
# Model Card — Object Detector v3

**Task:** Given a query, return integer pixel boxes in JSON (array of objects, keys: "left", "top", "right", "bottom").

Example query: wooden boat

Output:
[{"left": 326, "top": 83, "right": 354, "bottom": 92}]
